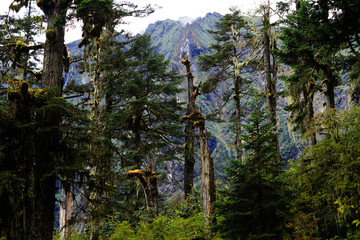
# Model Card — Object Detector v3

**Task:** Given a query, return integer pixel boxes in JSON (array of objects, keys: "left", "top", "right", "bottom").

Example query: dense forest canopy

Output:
[{"left": 1, "top": 0, "right": 360, "bottom": 239}]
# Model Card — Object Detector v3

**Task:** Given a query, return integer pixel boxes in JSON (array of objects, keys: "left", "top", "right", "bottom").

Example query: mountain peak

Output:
[
  {"left": 205, "top": 12, "right": 222, "bottom": 18},
  {"left": 178, "top": 16, "right": 196, "bottom": 26}
]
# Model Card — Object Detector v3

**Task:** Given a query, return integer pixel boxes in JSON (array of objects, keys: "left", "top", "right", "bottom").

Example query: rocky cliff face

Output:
[
  {"left": 145, "top": 12, "right": 221, "bottom": 74},
  {"left": 145, "top": 12, "right": 238, "bottom": 187}
]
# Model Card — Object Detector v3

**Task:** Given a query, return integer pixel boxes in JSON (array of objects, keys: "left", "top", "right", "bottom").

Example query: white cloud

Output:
[{"left": 0, "top": 0, "right": 280, "bottom": 43}]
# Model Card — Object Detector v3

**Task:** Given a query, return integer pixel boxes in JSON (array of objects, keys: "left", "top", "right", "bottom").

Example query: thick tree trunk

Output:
[
  {"left": 41, "top": 7, "right": 67, "bottom": 94},
  {"left": 65, "top": 187, "right": 72, "bottom": 237},
  {"left": 60, "top": 181, "right": 72, "bottom": 239},
  {"left": 59, "top": 183, "right": 66, "bottom": 239},
  {"left": 322, "top": 65, "right": 336, "bottom": 109},
  {"left": 325, "top": 81, "right": 335, "bottom": 109},
  {"left": 182, "top": 53, "right": 196, "bottom": 199},
  {"left": 196, "top": 113, "right": 216, "bottom": 226},
  {"left": 31, "top": 127, "right": 58, "bottom": 240},
  {"left": 31, "top": 1, "right": 70, "bottom": 238}
]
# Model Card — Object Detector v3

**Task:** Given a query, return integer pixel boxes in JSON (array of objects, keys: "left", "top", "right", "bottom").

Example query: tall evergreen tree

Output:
[
  {"left": 277, "top": 0, "right": 343, "bottom": 146},
  {"left": 181, "top": 53, "right": 196, "bottom": 199},
  {"left": 104, "top": 34, "right": 184, "bottom": 217},
  {"left": 0, "top": 1, "right": 153, "bottom": 238},
  {"left": 306, "top": 0, "right": 360, "bottom": 105},
  {"left": 261, "top": 1, "right": 281, "bottom": 161},
  {"left": 0, "top": 4, "right": 43, "bottom": 84},
  {"left": 0, "top": 80, "right": 93, "bottom": 239},
  {"left": 199, "top": 8, "right": 255, "bottom": 162},
  {"left": 285, "top": 107, "right": 360, "bottom": 239},
  {"left": 213, "top": 93, "right": 285, "bottom": 239}
]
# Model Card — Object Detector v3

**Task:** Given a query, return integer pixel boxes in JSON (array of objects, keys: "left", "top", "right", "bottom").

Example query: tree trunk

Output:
[
  {"left": 182, "top": 53, "right": 196, "bottom": 199},
  {"left": 149, "top": 157, "right": 159, "bottom": 215},
  {"left": 322, "top": 65, "right": 336, "bottom": 109},
  {"left": 234, "top": 75, "right": 242, "bottom": 162},
  {"left": 41, "top": 1, "right": 69, "bottom": 94},
  {"left": 31, "top": 128, "right": 58, "bottom": 240},
  {"left": 31, "top": 1, "right": 70, "bottom": 238},
  {"left": 60, "top": 180, "right": 72, "bottom": 239},
  {"left": 91, "top": 39, "right": 105, "bottom": 119},
  {"left": 349, "top": 77, "right": 360, "bottom": 106},
  {"left": 65, "top": 186, "right": 72, "bottom": 238},
  {"left": 196, "top": 113, "right": 216, "bottom": 226},
  {"left": 271, "top": 48, "right": 281, "bottom": 161},
  {"left": 230, "top": 24, "right": 243, "bottom": 163},
  {"left": 134, "top": 114, "right": 142, "bottom": 168},
  {"left": 304, "top": 88, "right": 317, "bottom": 147},
  {"left": 263, "top": 3, "right": 281, "bottom": 161},
  {"left": 59, "top": 183, "right": 66, "bottom": 239}
]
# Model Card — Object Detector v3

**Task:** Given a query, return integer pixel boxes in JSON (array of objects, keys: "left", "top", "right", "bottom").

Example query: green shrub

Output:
[
  {"left": 109, "top": 221, "right": 137, "bottom": 240},
  {"left": 109, "top": 213, "right": 208, "bottom": 240}
]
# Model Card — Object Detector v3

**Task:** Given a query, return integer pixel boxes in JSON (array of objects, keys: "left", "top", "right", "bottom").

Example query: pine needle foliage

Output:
[
  {"left": 0, "top": 81, "right": 93, "bottom": 239},
  {"left": 213, "top": 93, "right": 285, "bottom": 239},
  {"left": 104, "top": 34, "right": 184, "bottom": 217},
  {"left": 284, "top": 107, "right": 360, "bottom": 239}
]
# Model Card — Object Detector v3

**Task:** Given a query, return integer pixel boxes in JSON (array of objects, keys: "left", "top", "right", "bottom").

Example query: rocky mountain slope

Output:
[{"left": 65, "top": 12, "right": 301, "bottom": 196}]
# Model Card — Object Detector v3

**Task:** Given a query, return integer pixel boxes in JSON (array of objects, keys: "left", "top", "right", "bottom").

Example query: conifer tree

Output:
[
  {"left": 180, "top": 53, "right": 216, "bottom": 225},
  {"left": 199, "top": 8, "right": 255, "bottom": 162},
  {"left": 0, "top": 80, "right": 93, "bottom": 239},
  {"left": 181, "top": 52, "right": 196, "bottom": 199},
  {"left": 261, "top": 1, "right": 281, "bottom": 161},
  {"left": 285, "top": 107, "right": 360, "bottom": 239},
  {"left": 0, "top": 5, "right": 43, "bottom": 84},
  {"left": 104, "top": 34, "right": 184, "bottom": 216},
  {"left": 277, "top": 0, "right": 343, "bottom": 146},
  {"left": 214, "top": 93, "right": 285, "bottom": 239},
  {"left": 0, "top": 1, "right": 153, "bottom": 238}
]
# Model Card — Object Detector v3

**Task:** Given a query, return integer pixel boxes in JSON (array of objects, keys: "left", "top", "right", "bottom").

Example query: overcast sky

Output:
[{"left": 1, "top": 0, "right": 273, "bottom": 43}]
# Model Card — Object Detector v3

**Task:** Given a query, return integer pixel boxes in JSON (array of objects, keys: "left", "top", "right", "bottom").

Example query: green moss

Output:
[{"left": 46, "top": 29, "right": 56, "bottom": 41}]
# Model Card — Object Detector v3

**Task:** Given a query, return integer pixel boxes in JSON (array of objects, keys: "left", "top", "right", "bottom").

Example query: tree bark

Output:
[
  {"left": 40, "top": 0, "right": 69, "bottom": 94},
  {"left": 321, "top": 64, "right": 336, "bottom": 109},
  {"left": 31, "top": 1, "right": 70, "bottom": 239},
  {"left": 230, "top": 24, "right": 243, "bottom": 163},
  {"left": 263, "top": 3, "right": 281, "bottom": 161},
  {"left": 60, "top": 180, "right": 72, "bottom": 239},
  {"left": 182, "top": 53, "right": 196, "bottom": 199},
  {"left": 196, "top": 112, "right": 216, "bottom": 226},
  {"left": 149, "top": 157, "right": 159, "bottom": 215},
  {"left": 234, "top": 72, "right": 242, "bottom": 162},
  {"left": 304, "top": 87, "right": 317, "bottom": 147},
  {"left": 59, "top": 183, "right": 66, "bottom": 239}
]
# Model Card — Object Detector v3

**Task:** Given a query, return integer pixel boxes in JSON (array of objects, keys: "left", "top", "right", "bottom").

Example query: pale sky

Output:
[{"left": 0, "top": 0, "right": 274, "bottom": 43}]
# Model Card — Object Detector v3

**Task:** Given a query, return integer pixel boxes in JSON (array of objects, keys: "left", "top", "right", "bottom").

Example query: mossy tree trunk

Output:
[
  {"left": 198, "top": 121, "right": 216, "bottom": 226},
  {"left": 181, "top": 110, "right": 216, "bottom": 226},
  {"left": 263, "top": 2, "right": 281, "bottom": 162},
  {"left": 182, "top": 53, "right": 196, "bottom": 199},
  {"left": 31, "top": 1, "right": 71, "bottom": 239},
  {"left": 40, "top": 0, "right": 71, "bottom": 94}
]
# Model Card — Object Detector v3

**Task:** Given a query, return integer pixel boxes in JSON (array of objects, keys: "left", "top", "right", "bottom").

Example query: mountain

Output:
[
  {"left": 140, "top": 14, "right": 301, "bottom": 196},
  {"left": 145, "top": 13, "right": 237, "bottom": 183},
  {"left": 146, "top": 12, "right": 221, "bottom": 63},
  {"left": 64, "top": 12, "right": 301, "bottom": 195}
]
